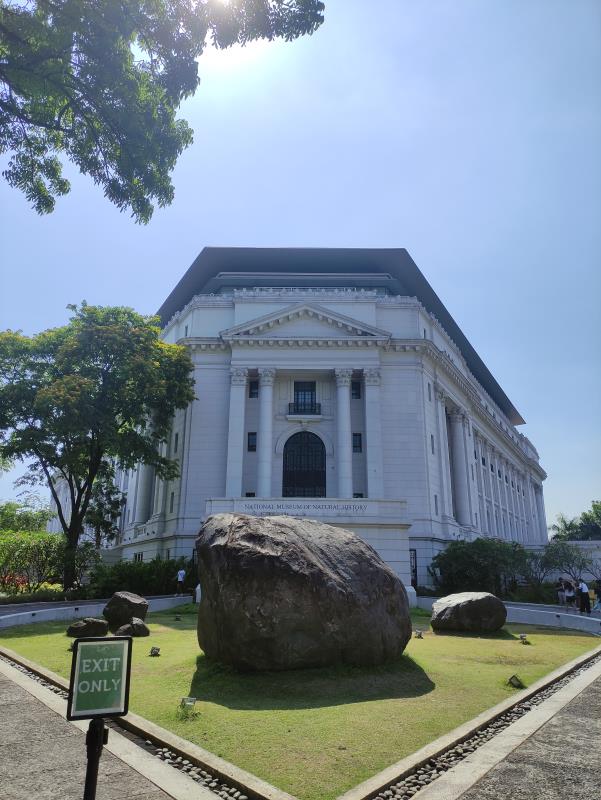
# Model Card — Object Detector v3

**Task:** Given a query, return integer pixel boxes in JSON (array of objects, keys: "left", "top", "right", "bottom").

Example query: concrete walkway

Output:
[
  {"left": 0, "top": 658, "right": 214, "bottom": 800},
  {"left": 457, "top": 674, "right": 601, "bottom": 800}
]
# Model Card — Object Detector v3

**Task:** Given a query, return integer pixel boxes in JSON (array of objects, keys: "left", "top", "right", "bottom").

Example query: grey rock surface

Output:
[
  {"left": 66, "top": 617, "right": 109, "bottom": 638},
  {"left": 431, "top": 591, "right": 507, "bottom": 633},
  {"left": 114, "top": 617, "right": 150, "bottom": 637},
  {"left": 196, "top": 512, "right": 412, "bottom": 670},
  {"left": 102, "top": 591, "right": 149, "bottom": 632}
]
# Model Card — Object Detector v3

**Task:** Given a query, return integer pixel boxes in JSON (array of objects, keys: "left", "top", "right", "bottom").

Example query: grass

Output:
[{"left": 0, "top": 604, "right": 596, "bottom": 800}]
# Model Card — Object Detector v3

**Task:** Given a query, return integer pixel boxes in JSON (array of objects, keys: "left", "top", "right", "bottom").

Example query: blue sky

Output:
[{"left": 1, "top": 0, "right": 600, "bottom": 527}]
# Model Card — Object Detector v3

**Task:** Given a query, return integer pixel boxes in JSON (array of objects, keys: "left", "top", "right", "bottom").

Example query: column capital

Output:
[
  {"left": 448, "top": 410, "right": 466, "bottom": 424},
  {"left": 230, "top": 367, "right": 248, "bottom": 386},
  {"left": 364, "top": 367, "right": 381, "bottom": 385},
  {"left": 334, "top": 368, "right": 353, "bottom": 386},
  {"left": 258, "top": 367, "right": 276, "bottom": 386}
]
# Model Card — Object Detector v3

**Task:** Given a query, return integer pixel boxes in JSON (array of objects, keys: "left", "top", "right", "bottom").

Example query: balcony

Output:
[{"left": 288, "top": 401, "right": 322, "bottom": 415}]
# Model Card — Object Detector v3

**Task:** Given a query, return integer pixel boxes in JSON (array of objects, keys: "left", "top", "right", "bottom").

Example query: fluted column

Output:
[
  {"left": 257, "top": 368, "right": 276, "bottom": 497},
  {"left": 364, "top": 368, "right": 384, "bottom": 498},
  {"left": 535, "top": 484, "right": 547, "bottom": 542},
  {"left": 335, "top": 368, "right": 353, "bottom": 497},
  {"left": 449, "top": 411, "right": 471, "bottom": 526},
  {"left": 225, "top": 367, "right": 248, "bottom": 497}
]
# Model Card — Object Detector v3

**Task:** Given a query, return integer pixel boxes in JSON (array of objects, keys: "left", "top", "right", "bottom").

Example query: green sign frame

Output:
[{"left": 67, "top": 637, "right": 132, "bottom": 721}]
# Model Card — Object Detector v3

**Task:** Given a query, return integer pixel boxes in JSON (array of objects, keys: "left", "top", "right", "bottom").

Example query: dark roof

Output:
[{"left": 157, "top": 247, "right": 524, "bottom": 424}]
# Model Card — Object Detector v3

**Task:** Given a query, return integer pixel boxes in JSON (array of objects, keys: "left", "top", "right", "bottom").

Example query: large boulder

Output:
[
  {"left": 114, "top": 617, "right": 150, "bottom": 637},
  {"left": 431, "top": 592, "right": 507, "bottom": 633},
  {"left": 196, "top": 513, "right": 412, "bottom": 670},
  {"left": 102, "top": 591, "right": 149, "bottom": 632},
  {"left": 66, "top": 617, "right": 109, "bottom": 638}
]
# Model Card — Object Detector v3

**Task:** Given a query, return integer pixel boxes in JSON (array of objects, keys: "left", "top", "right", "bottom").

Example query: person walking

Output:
[
  {"left": 175, "top": 567, "right": 186, "bottom": 596},
  {"left": 578, "top": 579, "right": 591, "bottom": 615}
]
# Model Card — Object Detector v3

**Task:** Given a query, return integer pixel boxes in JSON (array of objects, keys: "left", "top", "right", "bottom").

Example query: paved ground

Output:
[
  {"left": 458, "top": 675, "right": 601, "bottom": 800},
  {"left": 0, "top": 670, "right": 174, "bottom": 800}
]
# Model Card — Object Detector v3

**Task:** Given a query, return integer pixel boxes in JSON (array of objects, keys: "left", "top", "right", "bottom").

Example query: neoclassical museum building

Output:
[{"left": 109, "top": 248, "right": 548, "bottom": 601}]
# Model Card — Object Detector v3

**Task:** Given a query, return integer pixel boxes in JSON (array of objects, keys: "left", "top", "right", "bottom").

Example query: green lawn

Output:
[{"left": 0, "top": 605, "right": 596, "bottom": 800}]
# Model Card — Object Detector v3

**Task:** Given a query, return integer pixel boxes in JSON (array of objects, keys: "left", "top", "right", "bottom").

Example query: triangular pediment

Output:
[{"left": 220, "top": 303, "right": 391, "bottom": 344}]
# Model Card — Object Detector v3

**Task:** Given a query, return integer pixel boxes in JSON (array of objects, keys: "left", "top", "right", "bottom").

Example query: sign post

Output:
[{"left": 67, "top": 637, "right": 132, "bottom": 800}]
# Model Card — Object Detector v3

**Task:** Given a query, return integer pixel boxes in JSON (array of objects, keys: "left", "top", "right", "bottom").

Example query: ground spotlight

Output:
[{"left": 149, "top": 646, "right": 161, "bottom": 657}]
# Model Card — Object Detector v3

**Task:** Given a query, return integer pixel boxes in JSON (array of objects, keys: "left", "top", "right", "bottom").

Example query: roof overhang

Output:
[{"left": 157, "top": 247, "right": 525, "bottom": 425}]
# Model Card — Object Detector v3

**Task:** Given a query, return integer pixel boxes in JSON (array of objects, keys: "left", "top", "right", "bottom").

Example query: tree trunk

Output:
[{"left": 63, "top": 528, "right": 80, "bottom": 592}]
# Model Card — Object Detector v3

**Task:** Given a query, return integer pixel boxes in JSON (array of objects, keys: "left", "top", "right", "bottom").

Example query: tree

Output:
[
  {"left": 521, "top": 546, "right": 562, "bottom": 589},
  {"left": 577, "top": 501, "right": 601, "bottom": 540},
  {"left": 0, "top": 0, "right": 325, "bottom": 222},
  {"left": 0, "top": 496, "right": 53, "bottom": 531},
  {"left": 0, "top": 530, "right": 64, "bottom": 592},
  {"left": 428, "top": 538, "right": 527, "bottom": 597},
  {"left": 548, "top": 512, "right": 580, "bottom": 541},
  {"left": 547, "top": 540, "right": 592, "bottom": 582},
  {"left": 0, "top": 303, "right": 195, "bottom": 589},
  {"left": 83, "top": 462, "right": 125, "bottom": 549}
]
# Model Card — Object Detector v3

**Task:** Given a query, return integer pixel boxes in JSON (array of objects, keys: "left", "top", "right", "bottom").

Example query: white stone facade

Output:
[{"left": 106, "top": 249, "right": 547, "bottom": 599}]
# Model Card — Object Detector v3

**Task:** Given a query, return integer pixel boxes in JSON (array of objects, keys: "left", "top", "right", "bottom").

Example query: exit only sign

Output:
[{"left": 67, "top": 637, "right": 132, "bottom": 720}]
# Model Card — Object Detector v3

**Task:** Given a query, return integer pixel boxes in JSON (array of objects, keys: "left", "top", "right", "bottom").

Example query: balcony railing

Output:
[{"left": 288, "top": 402, "right": 322, "bottom": 415}]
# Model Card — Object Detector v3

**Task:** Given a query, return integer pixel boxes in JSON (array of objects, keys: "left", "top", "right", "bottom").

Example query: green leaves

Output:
[
  {"left": 0, "top": 0, "right": 325, "bottom": 220},
  {"left": 0, "top": 302, "right": 195, "bottom": 581}
]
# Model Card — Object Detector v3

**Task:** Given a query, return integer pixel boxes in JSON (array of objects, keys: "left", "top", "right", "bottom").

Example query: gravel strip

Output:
[
  {"left": 370, "top": 651, "right": 601, "bottom": 800},
  {"left": 0, "top": 653, "right": 247, "bottom": 799}
]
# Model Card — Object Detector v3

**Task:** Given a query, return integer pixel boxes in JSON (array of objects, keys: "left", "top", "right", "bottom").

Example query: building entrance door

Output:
[{"left": 282, "top": 431, "right": 326, "bottom": 497}]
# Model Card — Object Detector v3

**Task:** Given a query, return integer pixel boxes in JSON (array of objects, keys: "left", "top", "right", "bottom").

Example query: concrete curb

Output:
[
  {"left": 336, "top": 641, "right": 601, "bottom": 800},
  {"left": 411, "top": 655, "right": 601, "bottom": 799},
  {"left": 0, "top": 595, "right": 193, "bottom": 629},
  {"left": 0, "top": 644, "right": 298, "bottom": 800},
  {"left": 0, "top": 655, "right": 215, "bottom": 800}
]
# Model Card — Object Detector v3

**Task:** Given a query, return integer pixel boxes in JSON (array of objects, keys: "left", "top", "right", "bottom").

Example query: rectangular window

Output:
[
  {"left": 169, "top": 491, "right": 174, "bottom": 513},
  {"left": 474, "top": 449, "right": 477, "bottom": 460},
  {"left": 505, "top": 475, "right": 509, "bottom": 484},
  {"left": 430, "top": 434, "right": 435, "bottom": 454},
  {"left": 245, "top": 492, "right": 256, "bottom": 497},
  {"left": 475, "top": 512, "right": 478, "bottom": 526},
  {"left": 427, "top": 382, "right": 432, "bottom": 402},
  {"left": 497, "top": 468, "right": 501, "bottom": 478},
  {"left": 248, "top": 380, "right": 259, "bottom": 399},
  {"left": 490, "top": 462, "right": 494, "bottom": 472},
  {"left": 351, "top": 380, "right": 362, "bottom": 400},
  {"left": 165, "top": 548, "right": 171, "bottom": 561},
  {"left": 423, "top": 328, "right": 427, "bottom": 339},
  {"left": 434, "top": 494, "right": 439, "bottom": 515},
  {"left": 352, "top": 433, "right": 362, "bottom": 453},
  {"left": 353, "top": 493, "right": 364, "bottom": 498},
  {"left": 173, "top": 432, "right": 179, "bottom": 453},
  {"left": 294, "top": 381, "right": 316, "bottom": 412},
  {"left": 184, "top": 325, "right": 188, "bottom": 337},
  {"left": 247, "top": 432, "right": 257, "bottom": 452},
  {"left": 133, "top": 552, "right": 143, "bottom": 563},
  {"left": 482, "top": 456, "right": 486, "bottom": 466},
  {"left": 471, "top": 464, "right": 474, "bottom": 480}
]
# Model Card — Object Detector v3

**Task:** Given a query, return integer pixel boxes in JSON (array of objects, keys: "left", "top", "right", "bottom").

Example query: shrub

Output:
[
  {"left": 0, "top": 587, "right": 65, "bottom": 604},
  {"left": 88, "top": 557, "right": 196, "bottom": 598},
  {"left": 0, "top": 530, "right": 64, "bottom": 593},
  {"left": 428, "top": 538, "right": 526, "bottom": 598}
]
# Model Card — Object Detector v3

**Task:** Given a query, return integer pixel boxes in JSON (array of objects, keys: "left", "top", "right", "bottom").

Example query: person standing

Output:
[
  {"left": 578, "top": 579, "right": 591, "bottom": 615},
  {"left": 555, "top": 578, "right": 566, "bottom": 606},
  {"left": 175, "top": 567, "right": 186, "bottom": 596},
  {"left": 592, "top": 579, "right": 601, "bottom": 612},
  {"left": 564, "top": 580, "right": 575, "bottom": 611}
]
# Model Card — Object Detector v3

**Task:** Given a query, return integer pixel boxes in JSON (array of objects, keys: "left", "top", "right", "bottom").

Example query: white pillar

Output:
[
  {"left": 133, "top": 462, "right": 154, "bottom": 524},
  {"left": 449, "top": 412, "right": 471, "bottom": 526},
  {"left": 535, "top": 484, "right": 547, "bottom": 542},
  {"left": 364, "top": 368, "right": 384, "bottom": 498},
  {"left": 435, "top": 388, "right": 454, "bottom": 519},
  {"left": 335, "top": 368, "right": 353, "bottom": 497},
  {"left": 225, "top": 367, "right": 248, "bottom": 497},
  {"left": 257, "top": 368, "right": 276, "bottom": 497}
]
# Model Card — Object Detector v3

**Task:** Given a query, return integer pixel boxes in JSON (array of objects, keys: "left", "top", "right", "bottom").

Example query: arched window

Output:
[{"left": 282, "top": 431, "right": 326, "bottom": 497}]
